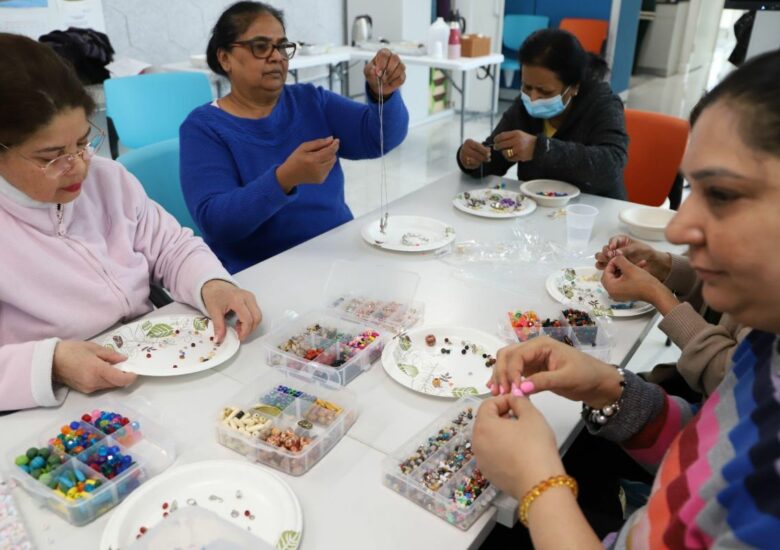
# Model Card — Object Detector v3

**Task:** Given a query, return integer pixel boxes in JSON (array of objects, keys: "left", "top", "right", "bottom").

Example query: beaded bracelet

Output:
[
  {"left": 518, "top": 474, "right": 578, "bottom": 527},
  {"left": 581, "top": 367, "right": 626, "bottom": 425}
]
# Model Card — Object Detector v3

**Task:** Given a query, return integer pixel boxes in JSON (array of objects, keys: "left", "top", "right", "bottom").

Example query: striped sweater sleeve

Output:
[{"left": 586, "top": 371, "right": 697, "bottom": 472}]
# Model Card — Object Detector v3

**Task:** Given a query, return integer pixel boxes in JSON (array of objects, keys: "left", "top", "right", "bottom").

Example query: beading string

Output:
[{"left": 378, "top": 71, "right": 389, "bottom": 234}]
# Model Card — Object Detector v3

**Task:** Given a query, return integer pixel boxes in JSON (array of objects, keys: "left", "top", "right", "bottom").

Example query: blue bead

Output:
[
  {"left": 59, "top": 476, "right": 74, "bottom": 489},
  {"left": 30, "top": 456, "right": 45, "bottom": 469},
  {"left": 75, "top": 469, "right": 86, "bottom": 482},
  {"left": 98, "top": 447, "right": 107, "bottom": 456}
]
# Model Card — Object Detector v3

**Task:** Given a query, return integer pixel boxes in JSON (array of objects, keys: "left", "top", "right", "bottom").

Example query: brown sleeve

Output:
[{"left": 659, "top": 304, "right": 748, "bottom": 396}]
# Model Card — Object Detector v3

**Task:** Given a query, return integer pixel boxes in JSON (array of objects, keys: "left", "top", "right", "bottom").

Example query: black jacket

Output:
[{"left": 457, "top": 80, "right": 628, "bottom": 200}]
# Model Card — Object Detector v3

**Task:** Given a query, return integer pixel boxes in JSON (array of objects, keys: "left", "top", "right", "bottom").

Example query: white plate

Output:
[
  {"left": 362, "top": 215, "right": 455, "bottom": 252},
  {"left": 619, "top": 206, "right": 675, "bottom": 241},
  {"left": 545, "top": 266, "right": 655, "bottom": 318},
  {"left": 100, "top": 460, "right": 303, "bottom": 550},
  {"left": 452, "top": 188, "right": 537, "bottom": 219},
  {"left": 93, "top": 314, "right": 239, "bottom": 377},
  {"left": 382, "top": 325, "right": 503, "bottom": 398},
  {"left": 520, "top": 179, "right": 580, "bottom": 207}
]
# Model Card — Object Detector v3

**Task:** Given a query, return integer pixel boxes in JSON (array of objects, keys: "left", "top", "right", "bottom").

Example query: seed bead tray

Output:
[
  {"left": 502, "top": 308, "right": 613, "bottom": 361},
  {"left": 382, "top": 398, "right": 498, "bottom": 530},
  {"left": 329, "top": 294, "right": 425, "bottom": 334},
  {"left": 262, "top": 311, "right": 385, "bottom": 386},
  {"left": 216, "top": 369, "right": 358, "bottom": 476},
  {"left": 5, "top": 401, "right": 174, "bottom": 525}
]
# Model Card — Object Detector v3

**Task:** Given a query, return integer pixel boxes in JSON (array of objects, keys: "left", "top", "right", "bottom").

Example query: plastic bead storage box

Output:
[
  {"left": 216, "top": 369, "right": 358, "bottom": 476},
  {"left": 502, "top": 308, "right": 613, "bottom": 361},
  {"left": 382, "top": 398, "right": 498, "bottom": 530},
  {"left": 6, "top": 401, "right": 175, "bottom": 525},
  {"left": 261, "top": 261, "right": 422, "bottom": 386}
]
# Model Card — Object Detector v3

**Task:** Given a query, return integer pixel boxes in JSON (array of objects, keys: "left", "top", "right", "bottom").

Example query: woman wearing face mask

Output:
[
  {"left": 0, "top": 33, "right": 262, "bottom": 412},
  {"left": 457, "top": 29, "right": 628, "bottom": 199},
  {"left": 180, "top": 1, "right": 409, "bottom": 274},
  {"left": 473, "top": 50, "right": 780, "bottom": 549}
]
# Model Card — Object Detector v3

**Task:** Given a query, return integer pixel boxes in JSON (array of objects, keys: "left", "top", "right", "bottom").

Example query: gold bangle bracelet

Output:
[{"left": 518, "top": 474, "right": 578, "bottom": 527}]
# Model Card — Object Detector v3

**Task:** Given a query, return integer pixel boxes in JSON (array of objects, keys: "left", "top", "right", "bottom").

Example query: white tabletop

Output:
[
  {"left": 349, "top": 48, "right": 504, "bottom": 71},
  {"left": 289, "top": 47, "right": 352, "bottom": 71},
  {"left": 0, "top": 170, "right": 683, "bottom": 549}
]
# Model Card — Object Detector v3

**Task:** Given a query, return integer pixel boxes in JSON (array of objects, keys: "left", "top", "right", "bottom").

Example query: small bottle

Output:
[{"left": 448, "top": 22, "right": 461, "bottom": 59}]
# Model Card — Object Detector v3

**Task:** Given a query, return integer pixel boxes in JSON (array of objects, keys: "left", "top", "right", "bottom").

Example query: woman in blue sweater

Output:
[{"left": 180, "top": 1, "right": 409, "bottom": 273}]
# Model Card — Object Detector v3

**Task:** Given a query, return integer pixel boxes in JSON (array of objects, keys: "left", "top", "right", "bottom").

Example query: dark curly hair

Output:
[{"left": 206, "top": 1, "right": 286, "bottom": 76}]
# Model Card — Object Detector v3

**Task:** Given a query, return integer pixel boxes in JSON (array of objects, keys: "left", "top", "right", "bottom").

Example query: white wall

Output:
[{"left": 102, "top": 0, "right": 344, "bottom": 67}]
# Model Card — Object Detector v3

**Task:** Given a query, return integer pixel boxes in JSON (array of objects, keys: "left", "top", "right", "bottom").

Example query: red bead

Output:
[
  {"left": 244, "top": 510, "right": 251, "bottom": 517},
  {"left": 162, "top": 502, "right": 169, "bottom": 510},
  {"left": 139, "top": 526, "right": 147, "bottom": 534}
]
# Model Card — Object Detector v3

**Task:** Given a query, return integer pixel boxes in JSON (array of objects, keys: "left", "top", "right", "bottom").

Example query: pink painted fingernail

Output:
[
  {"left": 499, "top": 385, "right": 507, "bottom": 395},
  {"left": 487, "top": 380, "right": 495, "bottom": 390},
  {"left": 520, "top": 380, "right": 535, "bottom": 394},
  {"left": 511, "top": 382, "right": 524, "bottom": 397}
]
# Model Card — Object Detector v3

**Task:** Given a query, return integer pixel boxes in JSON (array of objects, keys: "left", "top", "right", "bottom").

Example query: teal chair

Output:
[
  {"left": 117, "top": 138, "right": 200, "bottom": 236},
  {"left": 104, "top": 72, "right": 212, "bottom": 158},
  {"left": 501, "top": 14, "right": 550, "bottom": 88}
]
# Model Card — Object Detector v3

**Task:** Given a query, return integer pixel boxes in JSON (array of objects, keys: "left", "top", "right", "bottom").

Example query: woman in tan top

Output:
[{"left": 596, "top": 235, "right": 749, "bottom": 396}]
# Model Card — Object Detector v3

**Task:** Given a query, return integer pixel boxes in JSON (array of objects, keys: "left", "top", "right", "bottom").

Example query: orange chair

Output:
[
  {"left": 623, "top": 109, "right": 689, "bottom": 207},
  {"left": 559, "top": 18, "right": 609, "bottom": 55}
]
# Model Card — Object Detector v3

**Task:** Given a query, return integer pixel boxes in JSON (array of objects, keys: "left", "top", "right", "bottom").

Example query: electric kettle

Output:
[{"left": 352, "top": 15, "right": 373, "bottom": 45}]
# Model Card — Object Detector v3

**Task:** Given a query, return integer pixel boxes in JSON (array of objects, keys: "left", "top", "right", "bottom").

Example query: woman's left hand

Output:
[
  {"left": 493, "top": 130, "right": 537, "bottom": 162},
  {"left": 365, "top": 48, "right": 406, "bottom": 98},
  {"left": 472, "top": 394, "right": 565, "bottom": 501},
  {"left": 201, "top": 280, "right": 262, "bottom": 342}
]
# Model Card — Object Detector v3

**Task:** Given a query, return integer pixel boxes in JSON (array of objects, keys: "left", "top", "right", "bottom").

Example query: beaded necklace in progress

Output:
[{"left": 378, "top": 75, "right": 389, "bottom": 234}]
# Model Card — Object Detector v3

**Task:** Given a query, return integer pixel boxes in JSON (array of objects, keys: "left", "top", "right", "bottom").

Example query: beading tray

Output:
[
  {"left": 382, "top": 397, "right": 498, "bottom": 530},
  {"left": 215, "top": 369, "right": 357, "bottom": 476},
  {"left": 4, "top": 400, "right": 174, "bottom": 526}
]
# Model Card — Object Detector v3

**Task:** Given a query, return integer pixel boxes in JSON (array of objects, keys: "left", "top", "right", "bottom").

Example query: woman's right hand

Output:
[
  {"left": 488, "top": 337, "right": 624, "bottom": 409},
  {"left": 459, "top": 138, "right": 492, "bottom": 170},
  {"left": 276, "top": 136, "right": 340, "bottom": 192},
  {"left": 53, "top": 341, "right": 137, "bottom": 394},
  {"left": 594, "top": 234, "right": 672, "bottom": 282}
]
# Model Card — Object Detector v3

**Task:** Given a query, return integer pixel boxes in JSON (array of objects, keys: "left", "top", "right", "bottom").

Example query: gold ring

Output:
[
  {"left": 466, "top": 156, "right": 473, "bottom": 166},
  {"left": 505, "top": 148, "right": 514, "bottom": 159}
]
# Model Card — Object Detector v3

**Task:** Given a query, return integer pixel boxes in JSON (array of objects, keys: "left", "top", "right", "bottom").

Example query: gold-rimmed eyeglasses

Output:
[
  {"left": 230, "top": 39, "right": 297, "bottom": 61},
  {"left": 0, "top": 123, "right": 105, "bottom": 179}
]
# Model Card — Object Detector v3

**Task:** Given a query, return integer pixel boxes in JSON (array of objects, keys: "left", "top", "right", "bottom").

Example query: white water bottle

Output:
[{"left": 428, "top": 17, "right": 450, "bottom": 58}]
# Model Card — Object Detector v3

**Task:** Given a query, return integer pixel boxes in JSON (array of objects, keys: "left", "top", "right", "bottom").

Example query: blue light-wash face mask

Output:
[{"left": 521, "top": 86, "right": 572, "bottom": 119}]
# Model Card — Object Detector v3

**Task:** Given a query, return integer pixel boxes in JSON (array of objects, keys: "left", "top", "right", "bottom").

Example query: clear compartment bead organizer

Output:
[
  {"left": 382, "top": 398, "right": 498, "bottom": 530},
  {"left": 5, "top": 401, "right": 174, "bottom": 525},
  {"left": 261, "top": 260, "right": 423, "bottom": 386},
  {"left": 216, "top": 369, "right": 358, "bottom": 476}
]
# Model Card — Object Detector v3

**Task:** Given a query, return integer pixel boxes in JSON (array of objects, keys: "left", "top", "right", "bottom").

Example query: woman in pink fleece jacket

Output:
[{"left": 0, "top": 34, "right": 262, "bottom": 412}]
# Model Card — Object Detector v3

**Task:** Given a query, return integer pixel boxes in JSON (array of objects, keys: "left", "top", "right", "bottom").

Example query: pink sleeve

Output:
[
  {"left": 0, "top": 339, "right": 67, "bottom": 411},
  {"left": 126, "top": 172, "right": 235, "bottom": 313}
]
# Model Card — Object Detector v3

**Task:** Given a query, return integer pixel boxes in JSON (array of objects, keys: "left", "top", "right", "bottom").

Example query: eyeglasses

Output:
[
  {"left": 231, "top": 39, "right": 297, "bottom": 61},
  {"left": 0, "top": 123, "right": 105, "bottom": 179}
]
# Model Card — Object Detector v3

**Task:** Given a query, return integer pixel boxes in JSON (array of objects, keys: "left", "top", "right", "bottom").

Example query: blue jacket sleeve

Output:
[
  {"left": 179, "top": 115, "right": 298, "bottom": 244},
  {"left": 318, "top": 85, "right": 409, "bottom": 160}
]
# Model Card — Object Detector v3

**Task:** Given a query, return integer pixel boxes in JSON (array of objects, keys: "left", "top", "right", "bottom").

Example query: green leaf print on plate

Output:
[
  {"left": 452, "top": 387, "right": 478, "bottom": 398},
  {"left": 193, "top": 317, "right": 209, "bottom": 331},
  {"left": 276, "top": 530, "right": 301, "bottom": 550},
  {"left": 141, "top": 320, "right": 152, "bottom": 331},
  {"left": 145, "top": 323, "right": 174, "bottom": 338},
  {"left": 397, "top": 363, "right": 419, "bottom": 377}
]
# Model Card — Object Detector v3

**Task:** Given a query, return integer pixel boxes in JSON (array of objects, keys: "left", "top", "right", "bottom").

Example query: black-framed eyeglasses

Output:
[
  {"left": 230, "top": 39, "right": 297, "bottom": 60},
  {"left": 0, "top": 122, "right": 105, "bottom": 179}
]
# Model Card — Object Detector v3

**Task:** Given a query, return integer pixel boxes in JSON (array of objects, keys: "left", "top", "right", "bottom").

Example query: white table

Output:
[
  {"left": 164, "top": 48, "right": 504, "bottom": 139},
  {"left": 0, "top": 171, "right": 683, "bottom": 549},
  {"left": 350, "top": 49, "right": 504, "bottom": 141},
  {"left": 161, "top": 48, "right": 352, "bottom": 97}
]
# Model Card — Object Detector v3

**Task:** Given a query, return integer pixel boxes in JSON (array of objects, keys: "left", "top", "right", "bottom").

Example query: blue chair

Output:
[
  {"left": 117, "top": 138, "right": 200, "bottom": 236},
  {"left": 104, "top": 72, "right": 212, "bottom": 157},
  {"left": 501, "top": 14, "right": 550, "bottom": 88}
]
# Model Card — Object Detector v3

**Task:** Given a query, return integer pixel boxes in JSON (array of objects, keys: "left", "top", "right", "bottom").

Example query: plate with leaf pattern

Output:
[
  {"left": 93, "top": 314, "right": 240, "bottom": 376},
  {"left": 381, "top": 325, "right": 501, "bottom": 398},
  {"left": 100, "top": 459, "right": 302, "bottom": 550},
  {"left": 545, "top": 266, "right": 655, "bottom": 318},
  {"left": 452, "top": 188, "right": 537, "bottom": 219}
]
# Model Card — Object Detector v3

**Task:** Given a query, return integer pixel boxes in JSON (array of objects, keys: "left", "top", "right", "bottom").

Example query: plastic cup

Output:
[{"left": 565, "top": 204, "right": 599, "bottom": 251}]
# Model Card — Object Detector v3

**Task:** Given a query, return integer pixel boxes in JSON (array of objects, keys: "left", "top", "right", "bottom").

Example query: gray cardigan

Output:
[{"left": 457, "top": 80, "right": 628, "bottom": 200}]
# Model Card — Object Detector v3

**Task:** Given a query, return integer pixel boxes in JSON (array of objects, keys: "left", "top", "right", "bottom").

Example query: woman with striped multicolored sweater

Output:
[{"left": 473, "top": 49, "right": 780, "bottom": 549}]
